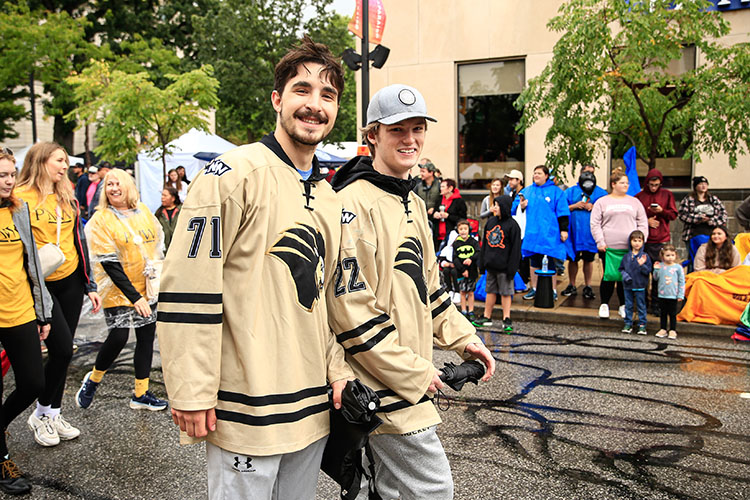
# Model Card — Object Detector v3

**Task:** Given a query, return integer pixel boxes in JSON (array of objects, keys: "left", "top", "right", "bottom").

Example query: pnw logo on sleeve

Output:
[
  {"left": 394, "top": 236, "right": 427, "bottom": 305},
  {"left": 267, "top": 224, "right": 326, "bottom": 310},
  {"left": 204, "top": 158, "right": 232, "bottom": 177}
]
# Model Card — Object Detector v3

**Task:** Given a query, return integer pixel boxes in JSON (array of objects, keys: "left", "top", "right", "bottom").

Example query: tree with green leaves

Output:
[
  {"left": 193, "top": 0, "right": 357, "bottom": 144},
  {"left": 516, "top": 0, "right": 750, "bottom": 175},
  {"left": 67, "top": 62, "right": 220, "bottom": 178},
  {"left": 0, "top": 4, "right": 91, "bottom": 142}
]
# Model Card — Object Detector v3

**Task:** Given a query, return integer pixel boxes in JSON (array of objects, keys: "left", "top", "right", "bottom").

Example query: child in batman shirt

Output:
[{"left": 451, "top": 220, "right": 480, "bottom": 320}]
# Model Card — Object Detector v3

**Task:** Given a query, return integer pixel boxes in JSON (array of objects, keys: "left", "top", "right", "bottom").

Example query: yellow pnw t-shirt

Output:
[
  {"left": 0, "top": 207, "right": 35, "bottom": 328},
  {"left": 15, "top": 188, "right": 79, "bottom": 281}
]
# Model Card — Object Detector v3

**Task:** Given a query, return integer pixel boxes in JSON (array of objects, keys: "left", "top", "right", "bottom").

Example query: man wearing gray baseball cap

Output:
[{"left": 328, "top": 84, "right": 495, "bottom": 499}]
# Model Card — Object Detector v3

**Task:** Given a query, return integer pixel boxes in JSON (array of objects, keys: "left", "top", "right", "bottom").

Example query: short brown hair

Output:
[
  {"left": 629, "top": 230, "right": 645, "bottom": 242},
  {"left": 456, "top": 219, "right": 470, "bottom": 230},
  {"left": 361, "top": 122, "right": 379, "bottom": 158},
  {"left": 274, "top": 35, "right": 345, "bottom": 103}
]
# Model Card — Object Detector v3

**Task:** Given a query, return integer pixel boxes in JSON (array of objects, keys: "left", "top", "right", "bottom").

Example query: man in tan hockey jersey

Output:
[
  {"left": 328, "top": 84, "right": 496, "bottom": 499},
  {"left": 157, "top": 37, "right": 353, "bottom": 500}
]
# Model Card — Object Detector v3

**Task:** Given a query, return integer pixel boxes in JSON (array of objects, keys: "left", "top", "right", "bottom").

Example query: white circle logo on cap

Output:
[{"left": 398, "top": 89, "right": 416, "bottom": 106}]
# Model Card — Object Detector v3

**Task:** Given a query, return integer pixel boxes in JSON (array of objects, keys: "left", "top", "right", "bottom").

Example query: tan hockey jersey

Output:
[
  {"left": 157, "top": 135, "right": 353, "bottom": 456},
  {"left": 327, "top": 158, "right": 483, "bottom": 435}
]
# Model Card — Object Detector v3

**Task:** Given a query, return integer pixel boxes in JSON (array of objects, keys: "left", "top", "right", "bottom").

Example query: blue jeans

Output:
[{"left": 624, "top": 289, "right": 647, "bottom": 327}]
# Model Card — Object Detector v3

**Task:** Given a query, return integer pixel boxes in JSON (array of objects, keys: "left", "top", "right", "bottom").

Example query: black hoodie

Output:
[
  {"left": 332, "top": 156, "right": 418, "bottom": 219},
  {"left": 479, "top": 195, "right": 522, "bottom": 276}
]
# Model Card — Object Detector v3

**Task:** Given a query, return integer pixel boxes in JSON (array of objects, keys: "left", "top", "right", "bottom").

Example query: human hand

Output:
[
  {"left": 38, "top": 323, "right": 50, "bottom": 341},
  {"left": 652, "top": 204, "right": 663, "bottom": 213},
  {"left": 653, "top": 261, "right": 661, "bottom": 269},
  {"left": 428, "top": 369, "right": 445, "bottom": 393},
  {"left": 637, "top": 254, "right": 647, "bottom": 266},
  {"left": 520, "top": 198, "right": 528, "bottom": 209},
  {"left": 433, "top": 212, "right": 441, "bottom": 220},
  {"left": 597, "top": 245, "right": 607, "bottom": 252},
  {"left": 584, "top": 202, "right": 594, "bottom": 211},
  {"left": 678, "top": 298, "right": 683, "bottom": 302},
  {"left": 560, "top": 231, "right": 569, "bottom": 242},
  {"left": 464, "top": 342, "right": 495, "bottom": 381},
  {"left": 134, "top": 297, "right": 152, "bottom": 317},
  {"left": 463, "top": 258, "right": 472, "bottom": 266},
  {"left": 330, "top": 378, "right": 354, "bottom": 410},
  {"left": 171, "top": 408, "right": 216, "bottom": 437},
  {"left": 427, "top": 208, "right": 434, "bottom": 215},
  {"left": 648, "top": 216, "right": 660, "bottom": 229},
  {"left": 462, "top": 270, "right": 469, "bottom": 277},
  {"left": 88, "top": 292, "right": 102, "bottom": 313}
]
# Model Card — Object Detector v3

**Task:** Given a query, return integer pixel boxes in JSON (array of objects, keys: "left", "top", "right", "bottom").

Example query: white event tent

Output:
[{"left": 137, "top": 128, "right": 236, "bottom": 212}]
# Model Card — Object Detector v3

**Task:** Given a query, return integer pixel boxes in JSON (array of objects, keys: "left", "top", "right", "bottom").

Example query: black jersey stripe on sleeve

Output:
[
  {"left": 157, "top": 311, "right": 223, "bottom": 324},
  {"left": 378, "top": 395, "right": 431, "bottom": 414},
  {"left": 215, "top": 401, "right": 329, "bottom": 427},
  {"left": 346, "top": 325, "right": 395, "bottom": 355},
  {"left": 158, "top": 292, "right": 223, "bottom": 304},
  {"left": 218, "top": 385, "right": 327, "bottom": 407},
  {"left": 336, "top": 313, "right": 390, "bottom": 343},
  {"left": 431, "top": 298, "right": 452, "bottom": 319},
  {"left": 429, "top": 288, "right": 445, "bottom": 303}
]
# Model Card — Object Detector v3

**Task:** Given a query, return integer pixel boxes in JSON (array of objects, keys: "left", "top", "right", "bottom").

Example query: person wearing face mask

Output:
[
  {"left": 15, "top": 142, "right": 102, "bottom": 449},
  {"left": 561, "top": 165, "right": 607, "bottom": 300}
]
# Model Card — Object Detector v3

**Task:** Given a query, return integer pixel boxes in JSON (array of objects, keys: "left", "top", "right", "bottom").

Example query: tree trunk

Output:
[{"left": 84, "top": 124, "right": 91, "bottom": 168}]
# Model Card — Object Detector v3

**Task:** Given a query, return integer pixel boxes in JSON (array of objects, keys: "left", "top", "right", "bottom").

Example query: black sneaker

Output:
[
  {"left": 503, "top": 318, "right": 513, "bottom": 333},
  {"left": 467, "top": 311, "right": 477, "bottom": 323},
  {"left": 561, "top": 284, "right": 577, "bottom": 297},
  {"left": 129, "top": 391, "right": 168, "bottom": 411},
  {"left": 472, "top": 316, "right": 492, "bottom": 327},
  {"left": 582, "top": 286, "right": 596, "bottom": 300},
  {"left": 0, "top": 458, "right": 31, "bottom": 495}
]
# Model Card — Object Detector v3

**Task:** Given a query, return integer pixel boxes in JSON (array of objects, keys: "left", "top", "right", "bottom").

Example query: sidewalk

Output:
[{"left": 476, "top": 261, "right": 736, "bottom": 339}]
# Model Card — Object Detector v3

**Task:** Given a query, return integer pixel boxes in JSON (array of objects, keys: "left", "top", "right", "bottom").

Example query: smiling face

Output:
[
  {"left": 105, "top": 176, "right": 127, "bottom": 209},
  {"left": 0, "top": 158, "right": 16, "bottom": 200},
  {"left": 44, "top": 148, "right": 68, "bottom": 185},
  {"left": 711, "top": 227, "right": 727, "bottom": 247},
  {"left": 272, "top": 62, "right": 338, "bottom": 149},
  {"left": 533, "top": 168, "right": 548, "bottom": 186},
  {"left": 369, "top": 117, "right": 426, "bottom": 179},
  {"left": 490, "top": 179, "right": 502, "bottom": 195}
]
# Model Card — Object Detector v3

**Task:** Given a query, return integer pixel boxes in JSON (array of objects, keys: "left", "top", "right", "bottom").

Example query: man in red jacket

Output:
[{"left": 635, "top": 168, "right": 677, "bottom": 314}]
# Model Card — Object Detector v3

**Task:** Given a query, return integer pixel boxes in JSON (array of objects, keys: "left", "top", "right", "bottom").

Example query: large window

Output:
[{"left": 457, "top": 60, "right": 525, "bottom": 190}]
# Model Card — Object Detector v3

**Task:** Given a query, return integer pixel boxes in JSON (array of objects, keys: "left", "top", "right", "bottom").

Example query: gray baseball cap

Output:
[{"left": 367, "top": 84, "right": 437, "bottom": 125}]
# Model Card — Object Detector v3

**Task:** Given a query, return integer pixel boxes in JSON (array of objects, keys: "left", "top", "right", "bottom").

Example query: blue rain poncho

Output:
[
  {"left": 511, "top": 179, "right": 570, "bottom": 261},
  {"left": 564, "top": 184, "right": 608, "bottom": 256}
]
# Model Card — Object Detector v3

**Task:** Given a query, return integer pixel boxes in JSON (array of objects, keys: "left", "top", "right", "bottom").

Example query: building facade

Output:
[{"left": 364, "top": 0, "right": 750, "bottom": 198}]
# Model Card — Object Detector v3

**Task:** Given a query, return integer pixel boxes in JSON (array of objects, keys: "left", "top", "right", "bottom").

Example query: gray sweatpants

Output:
[
  {"left": 206, "top": 436, "right": 327, "bottom": 500},
  {"left": 359, "top": 426, "right": 453, "bottom": 500}
]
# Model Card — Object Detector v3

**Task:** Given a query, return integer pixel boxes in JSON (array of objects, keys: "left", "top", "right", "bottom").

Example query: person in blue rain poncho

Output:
[
  {"left": 511, "top": 165, "right": 570, "bottom": 300},
  {"left": 561, "top": 165, "right": 607, "bottom": 300}
]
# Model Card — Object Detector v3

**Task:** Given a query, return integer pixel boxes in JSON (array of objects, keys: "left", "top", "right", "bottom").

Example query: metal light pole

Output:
[{"left": 361, "top": 0, "right": 369, "bottom": 128}]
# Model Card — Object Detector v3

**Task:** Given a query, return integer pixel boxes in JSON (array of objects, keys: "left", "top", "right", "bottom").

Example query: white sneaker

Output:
[
  {"left": 598, "top": 304, "right": 610, "bottom": 318},
  {"left": 27, "top": 413, "right": 60, "bottom": 447},
  {"left": 618, "top": 305, "right": 626, "bottom": 318},
  {"left": 52, "top": 414, "right": 80, "bottom": 441}
]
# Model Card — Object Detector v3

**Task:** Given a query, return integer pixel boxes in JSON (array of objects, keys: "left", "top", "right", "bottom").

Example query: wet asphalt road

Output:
[{"left": 3, "top": 312, "right": 749, "bottom": 499}]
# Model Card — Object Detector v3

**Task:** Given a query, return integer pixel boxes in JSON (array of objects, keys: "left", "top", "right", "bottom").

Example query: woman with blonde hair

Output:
[
  {"left": 15, "top": 142, "right": 101, "bottom": 448},
  {"left": 590, "top": 168, "right": 649, "bottom": 320},
  {"left": 76, "top": 168, "right": 167, "bottom": 411},
  {"left": 0, "top": 148, "right": 52, "bottom": 494}
]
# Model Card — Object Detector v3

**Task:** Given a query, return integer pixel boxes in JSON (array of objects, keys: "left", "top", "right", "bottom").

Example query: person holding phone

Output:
[{"left": 635, "top": 169, "right": 676, "bottom": 314}]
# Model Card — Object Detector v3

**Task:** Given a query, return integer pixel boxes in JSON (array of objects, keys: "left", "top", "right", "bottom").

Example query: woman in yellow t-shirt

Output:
[
  {"left": 0, "top": 149, "right": 53, "bottom": 495},
  {"left": 15, "top": 142, "right": 101, "bottom": 448},
  {"left": 75, "top": 168, "right": 167, "bottom": 411}
]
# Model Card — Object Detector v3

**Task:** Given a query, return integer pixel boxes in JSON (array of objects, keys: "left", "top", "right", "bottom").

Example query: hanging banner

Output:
[
  {"left": 348, "top": 0, "right": 387, "bottom": 45},
  {"left": 709, "top": 0, "right": 750, "bottom": 12}
]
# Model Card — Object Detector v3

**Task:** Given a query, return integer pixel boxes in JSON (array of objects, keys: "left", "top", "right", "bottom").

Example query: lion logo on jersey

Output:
[
  {"left": 267, "top": 224, "right": 326, "bottom": 310},
  {"left": 394, "top": 236, "right": 427, "bottom": 305}
]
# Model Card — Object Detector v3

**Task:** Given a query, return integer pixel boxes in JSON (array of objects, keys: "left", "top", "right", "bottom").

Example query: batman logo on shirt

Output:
[
  {"left": 394, "top": 236, "right": 427, "bottom": 305},
  {"left": 267, "top": 224, "right": 326, "bottom": 311},
  {"left": 455, "top": 242, "right": 476, "bottom": 261}
]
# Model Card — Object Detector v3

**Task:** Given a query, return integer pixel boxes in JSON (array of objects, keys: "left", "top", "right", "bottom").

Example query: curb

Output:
[{"left": 481, "top": 304, "right": 736, "bottom": 339}]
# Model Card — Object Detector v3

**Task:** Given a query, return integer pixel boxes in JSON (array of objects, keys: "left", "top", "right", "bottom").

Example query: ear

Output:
[
  {"left": 271, "top": 90, "right": 282, "bottom": 113},
  {"left": 367, "top": 128, "right": 378, "bottom": 147}
]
